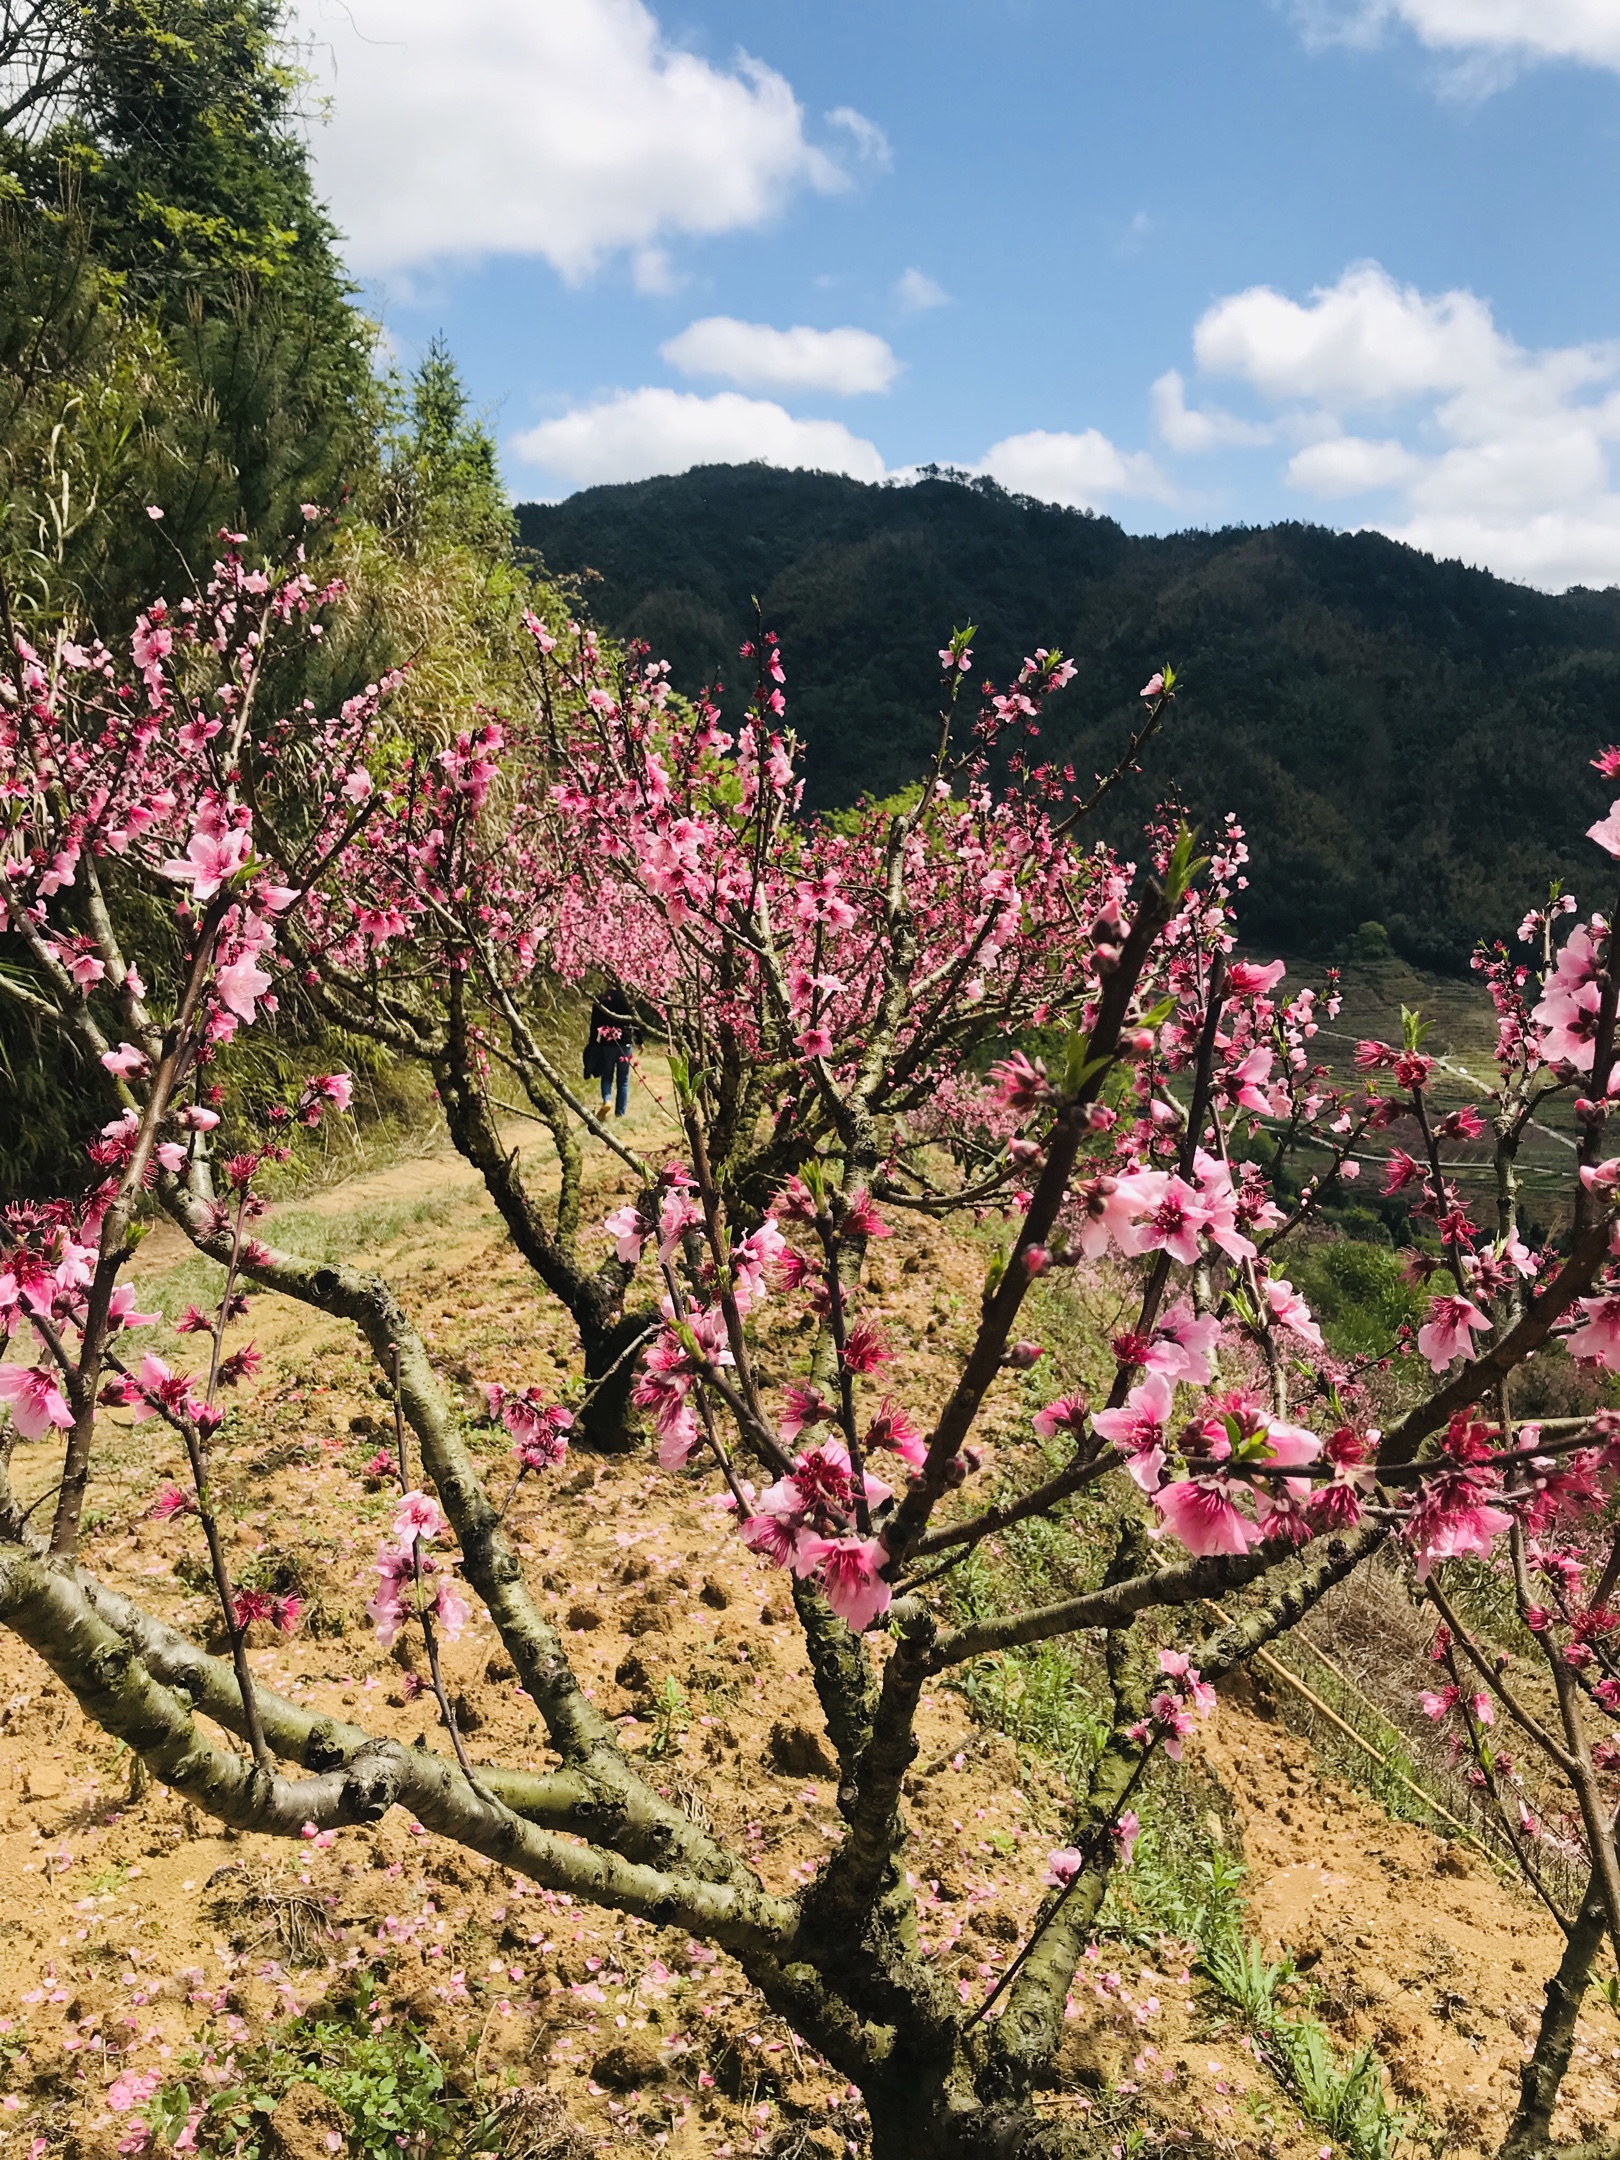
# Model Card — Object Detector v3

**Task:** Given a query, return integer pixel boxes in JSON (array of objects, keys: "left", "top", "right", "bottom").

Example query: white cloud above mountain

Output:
[
  {"left": 1163, "top": 261, "right": 1620, "bottom": 588},
  {"left": 1151, "top": 370, "right": 1279, "bottom": 452},
  {"left": 510, "top": 385, "right": 1169, "bottom": 511},
  {"left": 510, "top": 388, "right": 888, "bottom": 492},
  {"left": 661, "top": 318, "right": 901, "bottom": 395},
  {"left": 508, "top": 255, "right": 1620, "bottom": 591},
  {"left": 976, "top": 430, "right": 1174, "bottom": 509},
  {"left": 289, "top": 0, "right": 878, "bottom": 278}
]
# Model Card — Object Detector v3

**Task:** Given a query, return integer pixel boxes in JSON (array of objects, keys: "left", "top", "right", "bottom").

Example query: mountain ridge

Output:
[{"left": 516, "top": 464, "right": 1620, "bottom": 968}]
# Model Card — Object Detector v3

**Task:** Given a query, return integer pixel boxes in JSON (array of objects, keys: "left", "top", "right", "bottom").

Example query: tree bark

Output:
[
  {"left": 432, "top": 1023, "right": 653, "bottom": 1452},
  {"left": 1502, "top": 1871, "right": 1615, "bottom": 2160}
]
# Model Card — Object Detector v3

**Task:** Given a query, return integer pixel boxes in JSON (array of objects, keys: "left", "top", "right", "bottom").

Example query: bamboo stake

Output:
[{"left": 1202, "top": 1599, "right": 1490, "bottom": 1854}]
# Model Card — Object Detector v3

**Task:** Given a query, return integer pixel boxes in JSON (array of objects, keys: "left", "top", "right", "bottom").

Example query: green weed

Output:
[
  {"left": 1107, "top": 1834, "right": 1249, "bottom": 1949},
  {"left": 950, "top": 1640, "right": 1110, "bottom": 1781},
  {"left": 1191, "top": 1863, "right": 1411, "bottom": 2160},
  {"left": 644, "top": 1675, "right": 691, "bottom": 1758},
  {"left": 171, "top": 1976, "right": 459, "bottom": 2157}
]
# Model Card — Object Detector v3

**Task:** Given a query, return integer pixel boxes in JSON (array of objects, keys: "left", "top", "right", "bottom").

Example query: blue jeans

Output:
[{"left": 600, "top": 1057, "right": 630, "bottom": 1116}]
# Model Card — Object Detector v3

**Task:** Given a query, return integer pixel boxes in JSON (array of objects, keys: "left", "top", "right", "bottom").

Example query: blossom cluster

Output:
[
  {"left": 367, "top": 1491, "right": 469, "bottom": 1649},
  {"left": 532, "top": 636, "right": 1620, "bottom": 1631}
]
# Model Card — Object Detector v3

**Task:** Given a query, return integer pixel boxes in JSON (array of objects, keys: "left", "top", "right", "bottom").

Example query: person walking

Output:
[{"left": 585, "top": 981, "right": 638, "bottom": 1119}]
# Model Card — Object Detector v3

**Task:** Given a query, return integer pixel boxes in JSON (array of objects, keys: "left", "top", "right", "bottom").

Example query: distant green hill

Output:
[{"left": 516, "top": 464, "right": 1620, "bottom": 969}]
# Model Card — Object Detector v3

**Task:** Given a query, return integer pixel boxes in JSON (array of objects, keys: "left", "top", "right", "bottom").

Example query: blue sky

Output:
[{"left": 292, "top": 0, "right": 1620, "bottom": 589}]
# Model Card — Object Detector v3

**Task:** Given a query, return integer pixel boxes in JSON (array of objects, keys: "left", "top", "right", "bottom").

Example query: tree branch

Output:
[{"left": 930, "top": 1543, "right": 1293, "bottom": 1669}]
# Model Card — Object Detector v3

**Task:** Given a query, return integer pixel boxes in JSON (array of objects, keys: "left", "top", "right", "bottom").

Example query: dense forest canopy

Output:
[{"left": 517, "top": 464, "right": 1620, "bottom": 969}]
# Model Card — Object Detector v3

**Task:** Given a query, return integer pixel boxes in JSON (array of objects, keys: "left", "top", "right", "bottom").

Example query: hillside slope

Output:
[{"left": 517, "top": 466, "right": 1620, "bottom": 968}]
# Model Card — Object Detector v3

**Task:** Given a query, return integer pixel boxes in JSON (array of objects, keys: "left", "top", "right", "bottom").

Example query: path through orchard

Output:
[{"left": 0, "top": 1100, "right": 1616, "bottom": 2159}]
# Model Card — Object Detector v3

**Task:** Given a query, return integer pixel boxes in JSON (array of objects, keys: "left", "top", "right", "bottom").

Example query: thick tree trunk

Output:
[
  {"left": 577, "top": 1301, "right": 658, "bottom": 1453},
  {"left": 746, "top": 1936, "right": 1049, "bottom": 2160},
  {"left": 862, "top": 2082, "right": 1033, "bottom": 2160},
  {"left": 433, "top": 1026, "right": 651, "bottom": 1450}
]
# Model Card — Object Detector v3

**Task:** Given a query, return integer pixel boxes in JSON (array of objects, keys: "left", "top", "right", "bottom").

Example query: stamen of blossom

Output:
[{"left": 840, "top": 1323, "right": 892, "bottom": 1374}]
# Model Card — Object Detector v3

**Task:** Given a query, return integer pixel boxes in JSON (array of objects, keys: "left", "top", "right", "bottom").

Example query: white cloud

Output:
[
  {"left": 1285, "top": 435, "right": 1422, "bottom": 493},
  {"left": 290, "top": 0, "right": 870, "bottom": 278},
  {"left": 631, "top": 247, "right": 684, "bottom": 297},
  {"left": 660, "top": 317, "right": 901, "bottom": 395},
  {"left": 825, "top": 105, "right": 893, "bottom": 170},
  {"left": 1189, "top": 263, "right": 1545, "bottom": 406},
  {"left": 977, "top": 429, "right": 1174, "bottom": 509},
  {"left": 1295, "top": 1, "right": 1620, "bottom": 76},
  {"left": 1177, "top": 262, "right": 1620, "bottom": 588},
  {"left": 895, "top": 268, "right": 950, "bottom": 312},
  {"left": 509, "top": 387, "right": 887, "bottom": 493},
  {"left": 510, "top": 386, "right": 1167, "bottom": 514},
  {"left": 1151, "top": 369, "right": 1277, "bottom": 452}
]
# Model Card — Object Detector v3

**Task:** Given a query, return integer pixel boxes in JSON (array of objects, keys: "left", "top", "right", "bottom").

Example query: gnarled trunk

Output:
[
  {"left": 1502, "top": 1870, "right": 1619, "bottom": 2160},
  {"left": 433, "top": 987, "right": 654, "bottom": 1450}
]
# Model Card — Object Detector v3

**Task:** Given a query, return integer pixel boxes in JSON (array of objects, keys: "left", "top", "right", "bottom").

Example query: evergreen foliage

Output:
[
  {"left": 0, "top": 4, "right": 540, "bottom": 1194},
  {"left": 380, "top": 331, "right": 509, "bottom": 560},
  {"left": 0, "top": 0, "right": 376, "bottom": 622}
]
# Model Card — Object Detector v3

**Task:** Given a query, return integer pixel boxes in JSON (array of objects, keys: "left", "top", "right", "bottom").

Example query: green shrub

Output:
[
  {"left": 1344, "top": 921, "right": 1392, "bottom": 960},
  {"left": 1288, "top": 1237, "right": 1426, "bottom": 1360}
]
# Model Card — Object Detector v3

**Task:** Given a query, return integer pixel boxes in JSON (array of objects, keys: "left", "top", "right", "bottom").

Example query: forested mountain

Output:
[{"left": 517, "top": 465, "right": 1620, "bottom": 969}]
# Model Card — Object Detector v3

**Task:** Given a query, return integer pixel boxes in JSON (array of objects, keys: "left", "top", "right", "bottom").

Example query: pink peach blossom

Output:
[
  {"left": 1564, "top": 1293, "right": 1620, "bottom": 1370},
  {"left": 801, "top": 1535, "right": 892, "bottom": 1632},
  {"left": 0, "top": 1364, "right": 72, "bottom": 1440},
  {"left": 1415, "top": 1295, "right": 1490, "bottom": 1373},
  {"left": 1153, "top": 1479, "right": 1258, "bottom": 1556}
]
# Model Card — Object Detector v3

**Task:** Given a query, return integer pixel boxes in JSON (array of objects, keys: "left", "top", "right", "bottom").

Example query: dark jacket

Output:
[{"left": 585, "top": 993, "right": 637, "bottom": 1078}]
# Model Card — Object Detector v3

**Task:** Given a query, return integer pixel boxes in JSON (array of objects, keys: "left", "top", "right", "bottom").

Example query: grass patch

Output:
[
  {"left": 167, "top": 1977, "right": 459, "bottom": 2158},
  {"left": 135, "top": 1186, "right": 470, "bottom": 1329},
  {"left": 1201, "top": 1921, "right": 1411, "bottom": 2160},
  {"left": 1284, "top": 1238, "right": 1426, "bottom": 1363},
  {"left": 1109, "top": 1836, "right": 1411, "bottom": 2160},
  {"left": 148, "top": 1972, "right": 598, "bottom": 2158}
]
